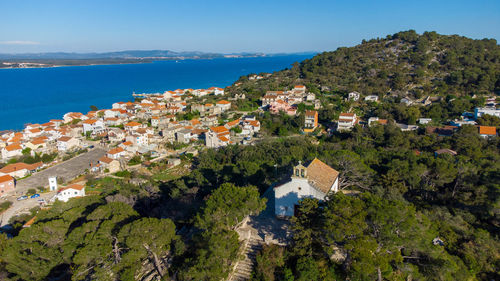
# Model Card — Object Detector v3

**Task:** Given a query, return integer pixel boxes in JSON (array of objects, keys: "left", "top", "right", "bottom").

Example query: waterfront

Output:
[{"left": 0, "top": 55, "right": 312, "bottom": 130}]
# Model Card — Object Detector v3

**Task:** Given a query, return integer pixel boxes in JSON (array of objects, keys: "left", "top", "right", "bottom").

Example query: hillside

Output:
[{"left": 231, "top": 30, "right": 500, "bottom": 99}]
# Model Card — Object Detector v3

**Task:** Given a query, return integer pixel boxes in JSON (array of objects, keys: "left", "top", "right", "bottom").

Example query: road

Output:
[
  {"left": 0, "top": 147, "right": 107, "bottom": 226},
  {"left": 14, "top": 147, "right": 106, "bottom": 194},
  {"left": 0, "top": 192, "right": 55, "bottom": 226}
]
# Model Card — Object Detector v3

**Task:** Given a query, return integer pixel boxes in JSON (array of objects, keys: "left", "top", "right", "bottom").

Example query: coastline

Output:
[{"left": 0, "top": 55, "right": 273, "bottom": 70}]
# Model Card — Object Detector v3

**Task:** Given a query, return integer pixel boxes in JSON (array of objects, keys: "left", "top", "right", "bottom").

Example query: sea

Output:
[{"left": 0, "top": 55, "right": 312, "bottom": 131}]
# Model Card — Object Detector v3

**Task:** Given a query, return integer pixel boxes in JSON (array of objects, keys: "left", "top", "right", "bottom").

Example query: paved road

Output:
[
  {"left": 0, "top": 192, "right": 55, "bottom": 226},
  {"left": 0, "top": 148, "right": 107, "bottom": 226},
  {"left": 14, "top": 148, "right": 106, "bottom": 193}
]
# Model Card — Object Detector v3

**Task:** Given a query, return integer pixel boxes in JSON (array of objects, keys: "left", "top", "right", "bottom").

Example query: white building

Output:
[
  {"left": 216, "top": 100, "right": 231, "bottom": 112},
  {"left": 57, "top": 136, "right": 80, "bottom": 151},
  {"left": 348, "top": 92, "right": 360, "bottom": 101},
  {"left": 418, "top": 118, "right": 432, "bottom": 125},
  {"left": 82, "top": 119, "right": 105, "bottom": 135},
  {"left": 474, "top": 107, "right": 500, "bottom": 119},
  {"left": 274, "top": 159, "right": 339, "bottom": 217},
  {"left": 364, "top": 95, "right": 379, "bottom": 102},
  {"left": 337, "top": 113, "right": 357, "bottom": 131},
  {"left": 48, "top": 176, "right": 58, "bottom": 191},
  {"left": 205, "top": 126, "right": 230, "bottom": 148},
  {"left": 56, "top": 184, "right": 85, "bottom": 202}
]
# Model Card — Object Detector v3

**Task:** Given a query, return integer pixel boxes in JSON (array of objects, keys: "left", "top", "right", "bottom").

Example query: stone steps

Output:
[{"left": 228, "top": 236, "right": 263, "bottom": 281}]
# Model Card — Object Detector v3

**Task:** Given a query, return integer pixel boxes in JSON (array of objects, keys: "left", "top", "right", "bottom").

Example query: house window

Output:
[
  {"left": 298, "top": 187, "right": 302, "bottom": 191},
  {"left": 295, "top": 169, "right": 299, "bottom": 176},
  {"left": 301, "top": 169, "right": 305, "bottom": 177}
]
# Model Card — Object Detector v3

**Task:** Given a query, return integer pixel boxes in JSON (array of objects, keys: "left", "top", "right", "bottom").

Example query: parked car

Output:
[
  {"left": 30, "top": 194, "right": 40, "bottom": 199},
  {"left": 17, "top": 196, "right": 28, "bottom": 201},
  {"left": 88, "top": 145, "right": 94, "bottom": 149}
]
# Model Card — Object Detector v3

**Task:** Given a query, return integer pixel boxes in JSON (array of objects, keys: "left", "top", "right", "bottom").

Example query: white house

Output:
[
  {"left": 82, "top": 119, "right": 105, "bottom": 135},
  {"left": 474, "top": 107, "right": 500, "bottom": 119},
  {"left": 1, "top": 143, "right": 23, "bottom": 160},
  {"left": 208, "top": 87, "right": 225, "bottom": 96},
  {"left": 348, "top": 92, "right": 360, "bottom": 101},
  {"left": 337, "top": 113, "right": 357, "bottom": 131},
  {"left": 274, "top": 158, "right": 339, "bottom": 217},
  {"left": 216, "top": 100, "right": 231, "bottom": 112},
  {"left": 418, "top": 118, "right": 432, "bottom": 125},
  {"left": 57, "top": 136, "right": 80, "bottom": 151},
  {"left": 56, "top": 184, "right": 85, "bottom": 202},
  {"left": 107, "top": 147, "right": 126, "bottom": 159},
  {"left": 364, "top": 95, "right": 379, "bottom": 102}
]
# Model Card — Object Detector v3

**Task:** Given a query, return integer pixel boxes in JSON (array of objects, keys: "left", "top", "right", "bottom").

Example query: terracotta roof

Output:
[
  {"left": 248, "top": 120, "right": 260, "bottom": 127},
  {"left": 108, "top": 147, "right": 125, "bottom": 155},
  {"left": 58, "top": 136, "right": 72, "bottom": 142},
  {"left": 479, "top": 126, "right": 496, "bottom": 135},
  {"left": 305, "top": 110, "right": 317, "bottom": 117},
  {"left": 121, "top": 141, "right": 132, "bottom": 146},
  {"left": 210, "top": 126, "right": 229, "bottom": 134},
  {"left": 30, "top": 139, "right": 46, "bottom": 145},
  {"left": 306, "top": 158, "right": 339, "bottom": 193},
  {"left": 340, "top": 113, "right": 355, "bottom": 117},
  {"left": 294, "top": 85, "right": 305, "bottom": 88},
  {"left": 99, "top": 156, "right": 114, "bottom": 164},
  {"left": 4, "top": 143, "right": 22, "bottom": 151},
  {"left": 216, "top": 100, "right": 231, "bottom": 105},
  {"left": 125, "top": 121, "right": 142, "bottom": 127},
  {"left": 0, "top": 174, "right": 14, "bottom": 183},
  {"left": 58, "top": 183, "right": 84, "bottom": 192},
  {"left": 218, "top": 135, "right": 229, "bottom": 142},
  {"left": 226, "top": 119, "right": 240, "bottom": 127},
  {"left": 0, "top": 162, "right": 42, "bottom": 173},
  {"left": 82, "top": 119, "right": 97, "bottom": 124}
]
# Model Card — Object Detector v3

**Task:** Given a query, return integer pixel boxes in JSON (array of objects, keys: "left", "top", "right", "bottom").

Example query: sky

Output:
[{"left": 1, "top": 0, "right": 499, "bottom": 54}]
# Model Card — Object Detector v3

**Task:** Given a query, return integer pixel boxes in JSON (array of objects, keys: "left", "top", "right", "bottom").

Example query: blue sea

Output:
[{"left": 0, "top": 55, "right": 312, "bottom": 131}]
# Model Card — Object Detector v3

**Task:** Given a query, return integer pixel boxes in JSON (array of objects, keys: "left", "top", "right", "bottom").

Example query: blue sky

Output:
[{"left": 1, "top": 0, "right": 499, "bottom": 53}]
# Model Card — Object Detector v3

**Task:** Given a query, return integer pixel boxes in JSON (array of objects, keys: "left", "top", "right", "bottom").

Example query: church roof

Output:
[{"left": 306, "top": 158, "right": 339, "bottom": 193}]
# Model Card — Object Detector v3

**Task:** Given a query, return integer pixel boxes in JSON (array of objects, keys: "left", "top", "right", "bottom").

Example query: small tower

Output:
[
  {"left": 293, "top": 161, "right": 307, "bottom": 178},
  {"left": 48, "top": 176, "right": 58, "bottom": 191}
]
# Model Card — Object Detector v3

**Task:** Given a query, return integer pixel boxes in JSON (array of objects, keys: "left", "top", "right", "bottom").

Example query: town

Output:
[{"left": 0, "top": 80, "right": 497, "bottom": 228}]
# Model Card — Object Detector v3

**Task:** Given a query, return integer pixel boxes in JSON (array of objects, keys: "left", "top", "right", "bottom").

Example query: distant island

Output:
[{"left": 0, "top": 50, "right": 272, "bottom": 68}]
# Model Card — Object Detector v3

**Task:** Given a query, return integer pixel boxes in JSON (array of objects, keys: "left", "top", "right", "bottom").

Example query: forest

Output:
[
  {"left": 0, "top": 122, "right": 498, "bottom": 280},
  {"left": 230, "top": 30, "right": 500, "bottom": 101}
]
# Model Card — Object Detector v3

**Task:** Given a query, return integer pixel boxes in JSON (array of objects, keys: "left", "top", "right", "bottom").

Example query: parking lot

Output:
[
  {"left": 0, "top": 147, "right": 107, "bottom": 226},
  {"left": 14, "top": 147, "right": 106, "bottom": 194}
]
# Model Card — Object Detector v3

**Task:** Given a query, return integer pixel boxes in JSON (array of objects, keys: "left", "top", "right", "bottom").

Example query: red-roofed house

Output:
[
  {"left": 2, "top": 143, "right": 23, "bottom": 160},
  {"left": 337, "top": 113, "right": 357, "bottom": 131},
  {"left": 56, "top": 184, "right": 85, "bottom": 202},
  {"left": 216, "top": 100, "right": 231, "bottom": 112},
  {"left": 0, "top": 175, "right": 15, "bottom": 194},
  {"left": 57, "top": 136, "right": 80, "bottom": 151},
  {"left": 107, "top": 147, "right": 126, "bottom": 159},
  {"left": 304, "top": 110, "right": 318, "bottom": 133},
  {"left": 206, "top": 126, "right": 230, "bottom": 148},
  {"left": 478, "top": 126, "right": 497, "bottom": 138}
]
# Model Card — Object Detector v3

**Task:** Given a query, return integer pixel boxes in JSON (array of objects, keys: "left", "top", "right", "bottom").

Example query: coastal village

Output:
[{"left": 0, "top": 81, "right": 498, "bottom": 219}]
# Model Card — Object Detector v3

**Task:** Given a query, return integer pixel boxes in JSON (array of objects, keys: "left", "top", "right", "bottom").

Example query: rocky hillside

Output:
[{"left": 231, "top": 30, "right": 500, "bottom": 99}]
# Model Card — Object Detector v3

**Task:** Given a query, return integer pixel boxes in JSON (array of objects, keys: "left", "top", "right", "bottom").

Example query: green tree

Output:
[
  {"left": 194, "top": 183, "right": 266, "bottom": 231},
  {"left": 117, "top": 218, "right": 182, "bottom": 279}
]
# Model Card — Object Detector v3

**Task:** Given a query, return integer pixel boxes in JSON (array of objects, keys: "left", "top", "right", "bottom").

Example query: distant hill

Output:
[
  {"left": 0, "top": 50, "right": 266, "bottom": 60},
  {"left": 232, "top": 30, "right": 500, "bottom": 98}
]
